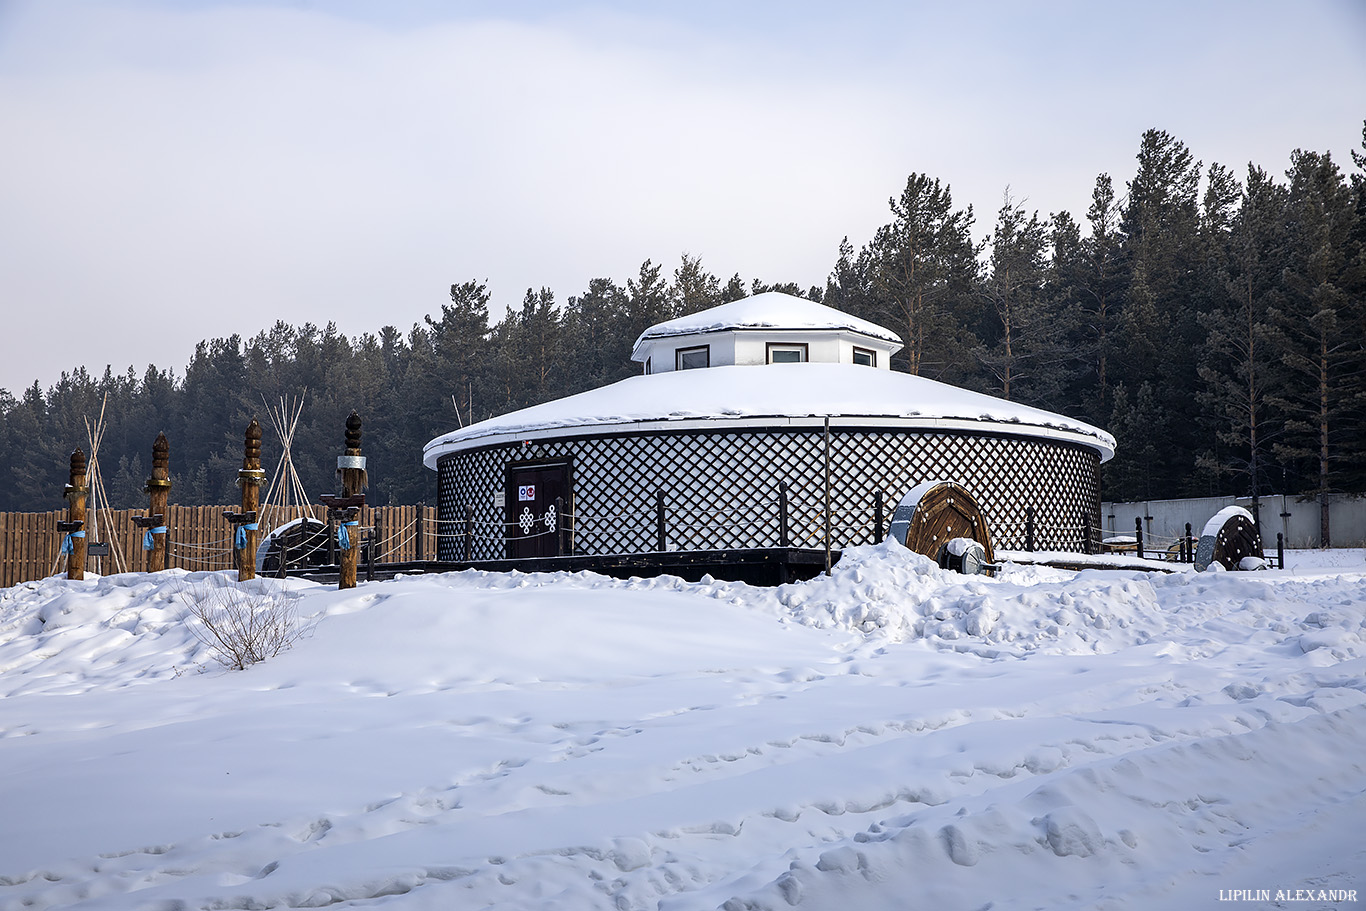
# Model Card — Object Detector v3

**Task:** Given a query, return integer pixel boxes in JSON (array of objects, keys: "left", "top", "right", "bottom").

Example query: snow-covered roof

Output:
[
  {"left": 424, "top": 363, "right": 1116, "bottom": 467},
  {"left": 630, "top": 292, "right": 902, "bottom": 360}
]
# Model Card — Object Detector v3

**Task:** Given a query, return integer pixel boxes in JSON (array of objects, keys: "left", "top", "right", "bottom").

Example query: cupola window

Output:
[
  {"left": 853, "top": 347, "right": 876, "bottom": 367},
  {"left": 676, "top": 345, "right": 710, "bottom": 370},
  {"left": 766, "top": 343, "right": 808, "bottom": 364}
]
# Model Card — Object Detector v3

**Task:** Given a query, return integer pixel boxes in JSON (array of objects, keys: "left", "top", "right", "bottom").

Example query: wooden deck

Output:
[{"left": 290, "top": 547, "right": 838, "bottom": 587}]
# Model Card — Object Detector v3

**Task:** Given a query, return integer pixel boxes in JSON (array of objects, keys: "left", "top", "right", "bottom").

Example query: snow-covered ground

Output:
[{"left": 1, "top": 544, "right": 1363, "bottom": 910}]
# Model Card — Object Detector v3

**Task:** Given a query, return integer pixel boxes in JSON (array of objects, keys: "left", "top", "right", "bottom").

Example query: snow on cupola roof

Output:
[
  {"left": 630, "top": 292, "right": 903, "bottom": 361},
  {"left": 423, "top": 291, "right": 1115, "bottom": 470},
  {"left": 423, "top": 363, "right": 1116, "bottom": 467}
]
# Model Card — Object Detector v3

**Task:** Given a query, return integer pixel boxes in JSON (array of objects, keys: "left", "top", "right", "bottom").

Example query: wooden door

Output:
[{"left": 505, "top": 461, "right": 570, "bottom": 559}]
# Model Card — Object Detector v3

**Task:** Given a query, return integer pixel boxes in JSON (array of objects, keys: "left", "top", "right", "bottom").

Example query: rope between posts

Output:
[
  {"left": 668, "top": 519, "right": 769, "bottom": 534},
  {"left": 166, "top": 548, "right": 231, "bottom": 567},
  {"left": 166, "top": 551, "right": 231, "bottom": 567},
  {"left": 431, "top": 527, "right": 516, "bottom": 545},
  {"left": 376, "top": 527, "right": 418, "bottom": 552},
  {"left": 167, "top": 536, "right": 233, "bottom": 549},
  {"left": 562, "top": 510, "right": 640, "bottom": 523},
  {"left": 664, "top": 507, "right": 776, "bottom": 523}
]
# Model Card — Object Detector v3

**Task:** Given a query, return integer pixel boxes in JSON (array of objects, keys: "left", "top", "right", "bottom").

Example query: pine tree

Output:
[
  {"left": 671, "top": 254, "right": 722, "bottom": 317},
  {"left": 749, "top": 279, "right": 819, "bottom": 300},
  {"left": 858, "top": 174, "right": 981, "bottom": 381},
  {"left": 109, "top": 452, "right": 146, "bottom": 509},
  {"left": 624, "top": 260, "right": 673, "bottom": 375},
  {"left": 1106, "top": 382, "right": 1165, "bottom": 502},
  {"left": 1116, "top": 130, "right": 1202, "bottom": 383},
  {"left": 1340, "top": 120, "right": 1366, "bottom": 492},
  {"left": 424, "top": 281, "right": 492, "bottom": 425},
  {"left": 719, "top": 273, "right": 748, "bottom": 303},
  {"left": 2, "top": 382, "right": 54, "bottom": 511},
  {"left": 486, "top": 309, "right": 522, "bottom": 415},
  {"left": 978, "top": 192, "right": 1052, "bottom": 402},
  {"left": 1264, "top": 150, "right": 1363, "bottom": 544},
  {"left": 1040, "top": 210, "right": 1090, "bottom": 416},
  {"left": 1195, "top": 165, "right": 1287, "bottom": 519},
  {"left": 1075, "top": 173, "right": 1125, "bottom": 425},
  {"left": 512, "top": 287, "right": 565, "bottom": 408},
  {"left": 824, "top": 237, "right": 871, "bottom": 319},
  {"left": 563, "top": 277, "right": 631, "bottom": 388},
  {"left": 1111, "top": 130, "right": 1205, "bottom": 496}
]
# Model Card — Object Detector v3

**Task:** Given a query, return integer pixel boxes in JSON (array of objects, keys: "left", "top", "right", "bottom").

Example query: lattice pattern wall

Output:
[{"left": 435, "top": 427, "right": 1101, "bottom": 561}]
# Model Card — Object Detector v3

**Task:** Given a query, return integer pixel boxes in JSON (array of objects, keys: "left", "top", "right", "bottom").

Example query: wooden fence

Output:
[{"left": 0, "top": 504, "right": 438, "bottom": 588}]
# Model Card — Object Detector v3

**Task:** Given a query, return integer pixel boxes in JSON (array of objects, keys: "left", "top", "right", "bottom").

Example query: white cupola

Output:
[{"left": 630, "top": 292, "right": 903, "bottom": 374}]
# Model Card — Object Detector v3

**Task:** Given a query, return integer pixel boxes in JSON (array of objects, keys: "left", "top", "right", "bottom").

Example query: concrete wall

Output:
[{"left": 1101, "top": 494, "right": 1366, "bottom": 549}]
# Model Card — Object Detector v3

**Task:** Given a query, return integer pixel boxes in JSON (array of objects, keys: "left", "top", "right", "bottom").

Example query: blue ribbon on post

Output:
[
  {"left": 235, "top": 522, "right": 258, "bottom": 550},
  {"left": 143, "top": 525, "right": 167, "bottom": 551},
  {"left": 61, "top": 530, "right": 85, "bottom": 554},
  {"left": 338, "top": 520, "right": 358, "bottom": 551}
]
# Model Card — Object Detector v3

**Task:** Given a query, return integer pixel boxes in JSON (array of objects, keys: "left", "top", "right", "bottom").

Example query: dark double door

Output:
[{"left": 505, "top": 461, "right": 571, "bottom": 558}]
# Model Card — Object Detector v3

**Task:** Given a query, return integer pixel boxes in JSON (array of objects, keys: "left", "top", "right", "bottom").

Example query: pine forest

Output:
[{"left": 3, "top": 127, "right": 1365, "bottom": 514}]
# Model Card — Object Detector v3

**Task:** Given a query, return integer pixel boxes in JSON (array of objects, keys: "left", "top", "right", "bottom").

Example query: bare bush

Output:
[{"left": 178, "top": 575, "right": 309, "bottom": 670}]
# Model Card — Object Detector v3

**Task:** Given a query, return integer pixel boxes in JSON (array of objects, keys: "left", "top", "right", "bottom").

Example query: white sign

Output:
[{"left": 518, "top": 485, "right": 536, "bottom": 502}]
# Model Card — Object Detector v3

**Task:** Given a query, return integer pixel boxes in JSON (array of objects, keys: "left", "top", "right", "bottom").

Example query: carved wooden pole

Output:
[
  {"left": 231, "top": 419, "right": 265, "bottom": 580},
  {"left": 337, "top": 412, "right": 366, "bottom": 589},
  {"left": 61, "top": 448, "right": 88, "bottom": 580},
  {"left": 144, "top": 433, "right": 171, "bottom": 572}
]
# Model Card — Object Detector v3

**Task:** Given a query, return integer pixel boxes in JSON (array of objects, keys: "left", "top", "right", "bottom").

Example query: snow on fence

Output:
[{"left": 0, "top": 504, "right": 438, "bottom": 588}]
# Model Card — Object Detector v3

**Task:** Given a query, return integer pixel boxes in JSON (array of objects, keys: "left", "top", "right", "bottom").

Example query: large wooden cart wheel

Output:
[
  {"left": 886, "top": 480, "right": 995, "bottom": 569},
  {"left": 1194, "top": 506, "right": 1264, "bottom": 571}
]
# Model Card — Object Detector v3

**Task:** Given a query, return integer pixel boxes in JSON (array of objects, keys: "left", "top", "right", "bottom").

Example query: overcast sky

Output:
[{"left": 2, "top": 0, "right": 1364, "bottom": 397}]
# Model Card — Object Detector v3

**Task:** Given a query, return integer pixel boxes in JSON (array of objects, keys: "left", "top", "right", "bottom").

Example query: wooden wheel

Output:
[
  {"left": 1194, "top": 506, "right": 1264, "bottom": 571},
  {"left": 886, "top": 481, "right": 995, "bottom": 567}
]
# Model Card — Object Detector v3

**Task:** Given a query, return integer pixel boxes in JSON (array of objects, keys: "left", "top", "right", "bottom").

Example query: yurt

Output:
[{"left": 423, "top": 293, "right": 1115, "bottom": 571}]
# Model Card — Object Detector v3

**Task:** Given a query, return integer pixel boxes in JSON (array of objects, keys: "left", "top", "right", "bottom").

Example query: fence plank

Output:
[
  {"left": 0, "top": 503, "right": 452, "bottom": 586},
  {"left": 16, "top": 511, "right": 29, "bottom": 585},
  {"left": 3, "top": 513, "right": 12, "bottom": 587},
  {"left": 3, "top": 513, "right": 13, "bottom": 587}
]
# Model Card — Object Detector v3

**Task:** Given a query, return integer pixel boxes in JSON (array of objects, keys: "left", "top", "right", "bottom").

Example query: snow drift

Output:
[{"left": 0, "top": 544, "right": 1363, "bottom": 910}]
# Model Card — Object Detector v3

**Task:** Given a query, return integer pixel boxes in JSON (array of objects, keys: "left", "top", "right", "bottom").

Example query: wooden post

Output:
[
  {"left": 365, "top": 528, "right": 376, "bottom": 582},
  {"left": 555, "top": 495, "right": 566, "bottom": 556},
  {"left": 337, "top": 411, "right": 365, "bottom": 590},
  {"left": 655, "top": 489, "right": 666, "bottom": 552},
  {"left": 1025, "top": 506, "right": 1036, "bottom": 552},
  {"left": 63, "top": 448, "right": 88, "bottom": 580},
  {"left": 1134, "top": 516, "right": 1144, "bottom": 561},
  {"left": 463, "top": 505, "right": 473, "bottom": 561},
  {"left": 873, "top": 489, "right": 884, "bottom": 542},
  {"left": 145, "top": 433, "right": 171, "bottom": 572},
  {"left": 415, "top": 502, "right": 425, "bottom": 563},
  {"left": 777, "top": 481, "right": 790, "bottom": 548},
  {"left": 234, "top": 419, "right": 264, "bottom": 580},
  {"left": 1277, "top": 532, "right": 1285, "bottom": 570},
  {"left": 823, "top": 417, "right": 832, "bottom": 576},
  {"left": 1184, "top": 522, "right": 1193, "bottom": 563}
]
